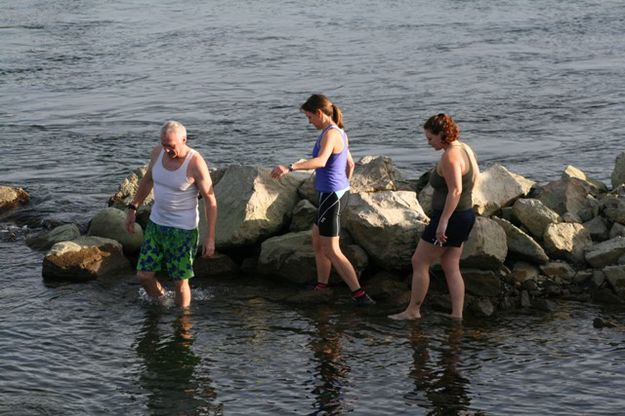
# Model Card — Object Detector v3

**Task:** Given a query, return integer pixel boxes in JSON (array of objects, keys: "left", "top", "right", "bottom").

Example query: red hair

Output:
[{"left": 423, "top": 113, "right": 460, "bottom": 144}]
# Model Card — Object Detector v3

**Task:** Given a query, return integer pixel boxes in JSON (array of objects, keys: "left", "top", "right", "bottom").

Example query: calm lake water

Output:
[{"left": 1, "top": 0, "right": 625, "bottom": 414}]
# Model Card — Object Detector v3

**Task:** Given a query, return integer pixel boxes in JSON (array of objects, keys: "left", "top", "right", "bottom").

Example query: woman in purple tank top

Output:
[{"left": 271, "top": 94, "right": 374, "bottom": 304}]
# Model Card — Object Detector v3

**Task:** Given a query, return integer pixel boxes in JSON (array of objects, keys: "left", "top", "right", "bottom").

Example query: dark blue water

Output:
[{"left": 2, "top": 0, "right": 625, "bottom": 414}]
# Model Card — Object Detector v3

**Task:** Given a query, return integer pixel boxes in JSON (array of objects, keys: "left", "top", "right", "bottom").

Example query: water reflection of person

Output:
[
  {"left": 307, "top": 307, "right": 350, "bottom": 415},
  {"left": 406, "top": 323, "right": 471, "bottom": 414},
  {"left": 135, "top": 309, "right": 218, "bottom": 415}
]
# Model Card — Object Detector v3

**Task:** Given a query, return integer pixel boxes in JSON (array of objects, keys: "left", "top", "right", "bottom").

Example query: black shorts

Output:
[
  {"left": 421, "top": 208, "right": 476, "bottom": 248},
  {"left": 315, "top": 191, "right": 349, "bottom": 237}
]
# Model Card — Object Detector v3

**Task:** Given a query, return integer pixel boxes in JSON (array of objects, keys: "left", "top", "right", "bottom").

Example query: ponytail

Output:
[{"left": 331, "top": 104, "right": 344, "bottom": 129}]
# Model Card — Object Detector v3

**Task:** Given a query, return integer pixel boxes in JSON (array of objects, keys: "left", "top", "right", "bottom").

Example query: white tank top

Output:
[{"left": 149, "top": 148, "right": 199, "bottom": 230}]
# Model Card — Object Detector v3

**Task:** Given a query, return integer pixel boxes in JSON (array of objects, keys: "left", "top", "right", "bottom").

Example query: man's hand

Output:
[
  {"left": 202, "top": 237, "right": 215, "bottom": 258},
  {"left": 126, "top": 210, "right": 136, "bottom": 234}
]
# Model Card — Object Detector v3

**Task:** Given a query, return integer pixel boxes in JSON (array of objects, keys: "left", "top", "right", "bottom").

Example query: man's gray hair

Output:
[{"left": 160, "top": 120, "right": 187, "bottom": 140}]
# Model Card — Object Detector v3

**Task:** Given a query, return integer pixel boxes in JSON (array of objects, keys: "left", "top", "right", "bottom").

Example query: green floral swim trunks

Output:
[{"left": 136, "top": 220, "right": 199, "bottom": 280}]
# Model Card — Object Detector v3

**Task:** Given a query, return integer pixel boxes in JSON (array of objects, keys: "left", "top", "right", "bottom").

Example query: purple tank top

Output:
[{"left": 312, "top": 125, "right": 350, "bottom": 192}]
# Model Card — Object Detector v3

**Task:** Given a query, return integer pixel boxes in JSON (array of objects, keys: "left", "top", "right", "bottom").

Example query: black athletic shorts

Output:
[
  {"left": 315, "top": 191, "right": 349, "bottom": 237},
  {"left": 421, "top": 208, "right": 476, "bottom": 248}
]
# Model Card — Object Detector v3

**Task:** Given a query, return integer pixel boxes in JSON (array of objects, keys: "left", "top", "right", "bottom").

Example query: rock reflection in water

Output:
[
  {"left": 307, "top": 307, "right": 351, "bottom": 415},
  {"left": 405, "top": 324, "right": 473, "bottom": 415},
  {"left": 135, "top": 309, "right": 221, "bottom": 416}
]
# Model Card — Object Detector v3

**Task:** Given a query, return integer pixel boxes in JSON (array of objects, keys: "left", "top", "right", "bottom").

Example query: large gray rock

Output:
[
  {"left": 491, "top": 217, "right": 549, "bottom": 264},
  {"left": 601, "top": 186, "right": 625, "bottom": 224},
  {"left": 538, "top": 177, "right": 600, "bottom": 222},
  {"left": 207, "top": 166, "right": 306, "bottom": 248},
  {"left": 87, "top": 207, "right": 144, "bottom": 253},
  {"left": 583, "top": 216, "right": 609, "bottom": 241},
  {"left": 543, "top": 223, "right": 592, "bottom": 264},
  {"left": 289, "top": 199, "right": 317, "bottom": 232},
  {"left": 461, "top": 217, "right": 508, "bottom": 269},
  {"left": 540, "top": 261, "right": 576, "bottom": 282},
  {"left": 512, "top": 198, "right": 561, "bottom": 239},
  {"left": 345, "top": 191, "right": 428, "bottom": 270},
  {"left": 603, "top": 264, "right": 625, "bottom": 297},
  {"left": 585, "top": 237, "right": 625, "bottom": 268},
  {"left": 26, "top": 224, "right": 81, "bottom": 250},
  {"left": 193, "top": 253, "right": 239, "bottom": 278},
  {"left": 0, "top": 186, "right": 29, "bottom": 212},
  {"left": 509, "top": 261, "right": 540, "bottom": 284},
  {"left": 611, "top": 152, "right": 625, "bottom": 189},
  {"left": 350, "top": 155, "right": 402, "bottom": 193},
  {"left": 462, "top": 269, "right": 502, "bottom": 297},
  {"left": 257, "top": 230, "right": 368, "bottom": 284},
  {"left": 610, "top": 222, "right": 625, "bottom": 239},
  {"left": 472, "top": 164, "right": 535, "bottom": 216},
  {"left": 42, "top": 236, "right": 130, "bottom": 281},
  {"left": 562, "top": 165, "right": 608, "bottom": 194}
]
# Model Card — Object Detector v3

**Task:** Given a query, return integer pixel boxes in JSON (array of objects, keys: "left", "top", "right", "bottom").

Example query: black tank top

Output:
[{"left": 429, "top": 147, "right": 475, "bottom": 211}]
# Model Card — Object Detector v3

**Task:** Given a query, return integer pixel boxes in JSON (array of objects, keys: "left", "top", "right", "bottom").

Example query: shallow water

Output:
[{"left": 2, "top": 0, "right": 625, "bottom": 414}]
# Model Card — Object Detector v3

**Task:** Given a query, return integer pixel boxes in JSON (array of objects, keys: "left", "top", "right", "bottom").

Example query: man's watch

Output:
[
  {"left": 127, "top": 203, "right": 138, "bottom": 211},
  {"left": 288, "top": 163, "right": 294, "bottom": 172}
]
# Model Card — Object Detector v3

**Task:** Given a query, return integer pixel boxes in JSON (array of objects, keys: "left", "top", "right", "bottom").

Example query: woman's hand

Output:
[
  {"left": 435, "top": 218, "right": 448, "bottom": 246},
  {"left": 271, "top": 165, "right": 289, "bottom": 179}
]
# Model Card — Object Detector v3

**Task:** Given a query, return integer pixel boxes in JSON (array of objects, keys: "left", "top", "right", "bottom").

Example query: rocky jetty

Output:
[{"left": 19, "top": 151, "right": 625, "bottom": 316}]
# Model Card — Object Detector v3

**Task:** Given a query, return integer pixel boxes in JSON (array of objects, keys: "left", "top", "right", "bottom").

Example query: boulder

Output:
[
  {"left": 108, "top": 165, "right": 153, "bottom": 209},
  {"left": 26, "top": 224, "right": 81, "bottom": 250},
  {"left": 417, "top": 184, "right": 434, "bottom": 215},
  {"left": 460, "top": 217, "right": 508, "bottom": 269},
  {"left": 207, "top": 166, "right": 306, "bottom": 248},
  {"left": 584, "top": 237, "right": 625, "bottom": 268},
  {"left": 512, "top": 198, "right": 561, "bottom": 239},
  {"left": 611, "top": 152, "right": 625, "bottom": 189},
  {"left": 193, "top": 253, "right": 239, "bottom": 278},
  {"left": 0, "top": 186, "right": 29, "bottom": 212},
  {"left": 563, "top": 165, "right": 608, "bottom": 194},
  {"left": 462, "top": 269, "right": 502, "bottom": 297},
  {"left": 583, "top": 216, "right": 609, "bottom": 241},
  {"left": 603, "top": 265, "right": 625, "bottom": 297},
  {"left": 543, "top": 223, "right": 592, "bottom": 264},
  {"left": 297, "top": 173, "right": 317, "bottom": 205},
  {"left": 540, "top": 261, "right": 576, "bottom": 282},
  {"left": 364, "top": 274, "right": 410, "bottom": 305},
  {"left": 350, "top": 155, "right": 402, "bottom": 192},
  {"left": 509, "top": 261, "right": 540, "bottom": 284},
  {"left": 609, "top": 222, "right": 625, "bottom": 239},
  {"left": 42, "top": 236, "right": 130, "bottom": 281},
  {"left": 538, "top": 177, "right": 600, "bottom": 222},
  {"left": 601, "top": 186, "right": 625, "bottom": 224},
  {"left": 344, "top": 191, "right": 428, "bottom": 270},
  {"left": 472, "top": 164, "right": 535, "bottom": 216},
  {"left": 466, "top": 297, "right": 496, "bottom": 317},
  {"left": 289, "top": 199, "right": 317, "bottom": 232},
  {"left": 491, "top": 217, "right": 549, "bottom": 264},
  {"left": 87, "top": 207, "right": 144, "bottom": 253},
  {"left": 257, "top": 230, "right": 368, "bottom": 284}
]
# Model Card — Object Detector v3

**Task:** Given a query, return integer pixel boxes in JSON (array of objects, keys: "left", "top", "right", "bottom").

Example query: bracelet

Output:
[
  {"left": 288, "top": 163, "right": 294, "bottom": 172},
  {"left": 127, "top": 203, "right": 138, "bottom": 211}
]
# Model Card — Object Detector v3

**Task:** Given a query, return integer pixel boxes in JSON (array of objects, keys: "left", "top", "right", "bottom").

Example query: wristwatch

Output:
[
  {"left": 288, "top": 163, "right": 294, "bottom": 172},
  {"left": 127, "top": 203, "right": 138, "bottom": 211}
]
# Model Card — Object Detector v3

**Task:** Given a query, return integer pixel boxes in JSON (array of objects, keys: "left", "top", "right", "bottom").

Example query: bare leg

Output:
[
  {"left": 389, "top": 240, "right": 444, "bottom": 320},
  {"left": 312, "top": 225, "right": 332, "bottom": 285},
  {"left": 137, "top": 271, "right": 165, "bottom": 299},
  {"left": 174, "top": 279, "right": 192, "bottom": 308},
  {"left": 319, "top": 234, "right": 360, "bottom": 292},
  {"left": 440, "top": 246, "right": 465, "bottom": 319}
]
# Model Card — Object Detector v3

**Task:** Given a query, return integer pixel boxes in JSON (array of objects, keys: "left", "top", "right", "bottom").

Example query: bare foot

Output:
[{"left": 388, "top": 309, "right": 421, "bottom": 320}]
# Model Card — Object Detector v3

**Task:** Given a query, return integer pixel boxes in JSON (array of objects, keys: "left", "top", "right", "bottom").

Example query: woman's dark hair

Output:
[
  {"left": 301, "top": 94, "right": 344, "bottom": 129},
  {"left": 423, "top": 113, "right": 460, "bottom": 144}
]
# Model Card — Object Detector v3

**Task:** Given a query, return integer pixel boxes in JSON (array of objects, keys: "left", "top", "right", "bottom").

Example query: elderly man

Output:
[{"left": 126, "top": 120, "right": 217, "bottom": 308}]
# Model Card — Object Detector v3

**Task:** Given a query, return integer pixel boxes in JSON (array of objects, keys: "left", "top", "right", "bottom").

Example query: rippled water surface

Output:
[{"left": 2, "top": 0, "right": 625, "bottom": 414}]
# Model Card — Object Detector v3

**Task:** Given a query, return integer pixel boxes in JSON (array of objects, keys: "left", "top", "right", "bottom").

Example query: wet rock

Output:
[
  {"left": 42, "top": 236, "right": 130, "bottom": 281},
  {"left": 609, "top": 222, "right": 625, "bottom": 239},
  {"left": 472, "top": 164, "right": 535, "bottom": 216},
  {"left": 520, "top": 290, "right": 531, "bottom": 308},
  {"left": 593, "top": 317, "right": 619, "bottom": 328},
  {"left": 510, "top": 261, "right": 540, "bottom": 284},
  {"left": 365, "top": 274, "right": 410, "bottom": 305},
  {"left": 286, "top": 288, "right": 335, "bottom": 305},
  {"left": 289, "top": 199, "right": 317, "bottom": 232},
  {"left": 350, "top": 155, "right": 403, "bottom": 192},
  {"left": 460, "top": 217, "right": 508, "bottom": 270},
  {"left": 87, "top": 207, "right": 144, "bottom": 253},
  {"left": 463, "top": 269, "right": 502, "bottom": 297},
  {"left": 0, "top": 186, "right": 29, "bottom": 212},
  {"left": 611, "top": 152, "right": 625, "bottom": 189},
  {"left": 532, "top": 298, "right": 558, "bottom": 312},
  {"left": 591, "top": 288, "right": 624, "bottom": 304},
  {"left": 512, "top": 198, "right": 561, "bottom": 239},
  {"left": 573, "top": 269, "right": 593, "bottom": 284},
  {"left": 543, "top": 223, "right": 592, "bottom": 264},
  {"left": 592, "top": 270, "right": 606, "bottom": 287},
  {"left": 491, "top": 217, "right": 549, "bottom": 264},
  {"left": 26, "top": 223, "right": 81, "bottom": 250},
  {"left": 345, "top": 191, "right": 428, "bottom": 271},
  {"left": 584, "top": 236, "right": 625, "bottom": 268},
  {"left": 540, "top": 261, "right": 576, "bottom": 282},
  {"left": 603, "top": 265, "right": 625, "bottom": 297},
  {"left": 467, "top": 297, "right": 495, "bottom": 317},
  {"left": 193, "top": 253, "right": 239, "bottom": 278},
  {"left": 208, "top": 166, "right": 306, "bottom": 248}
]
